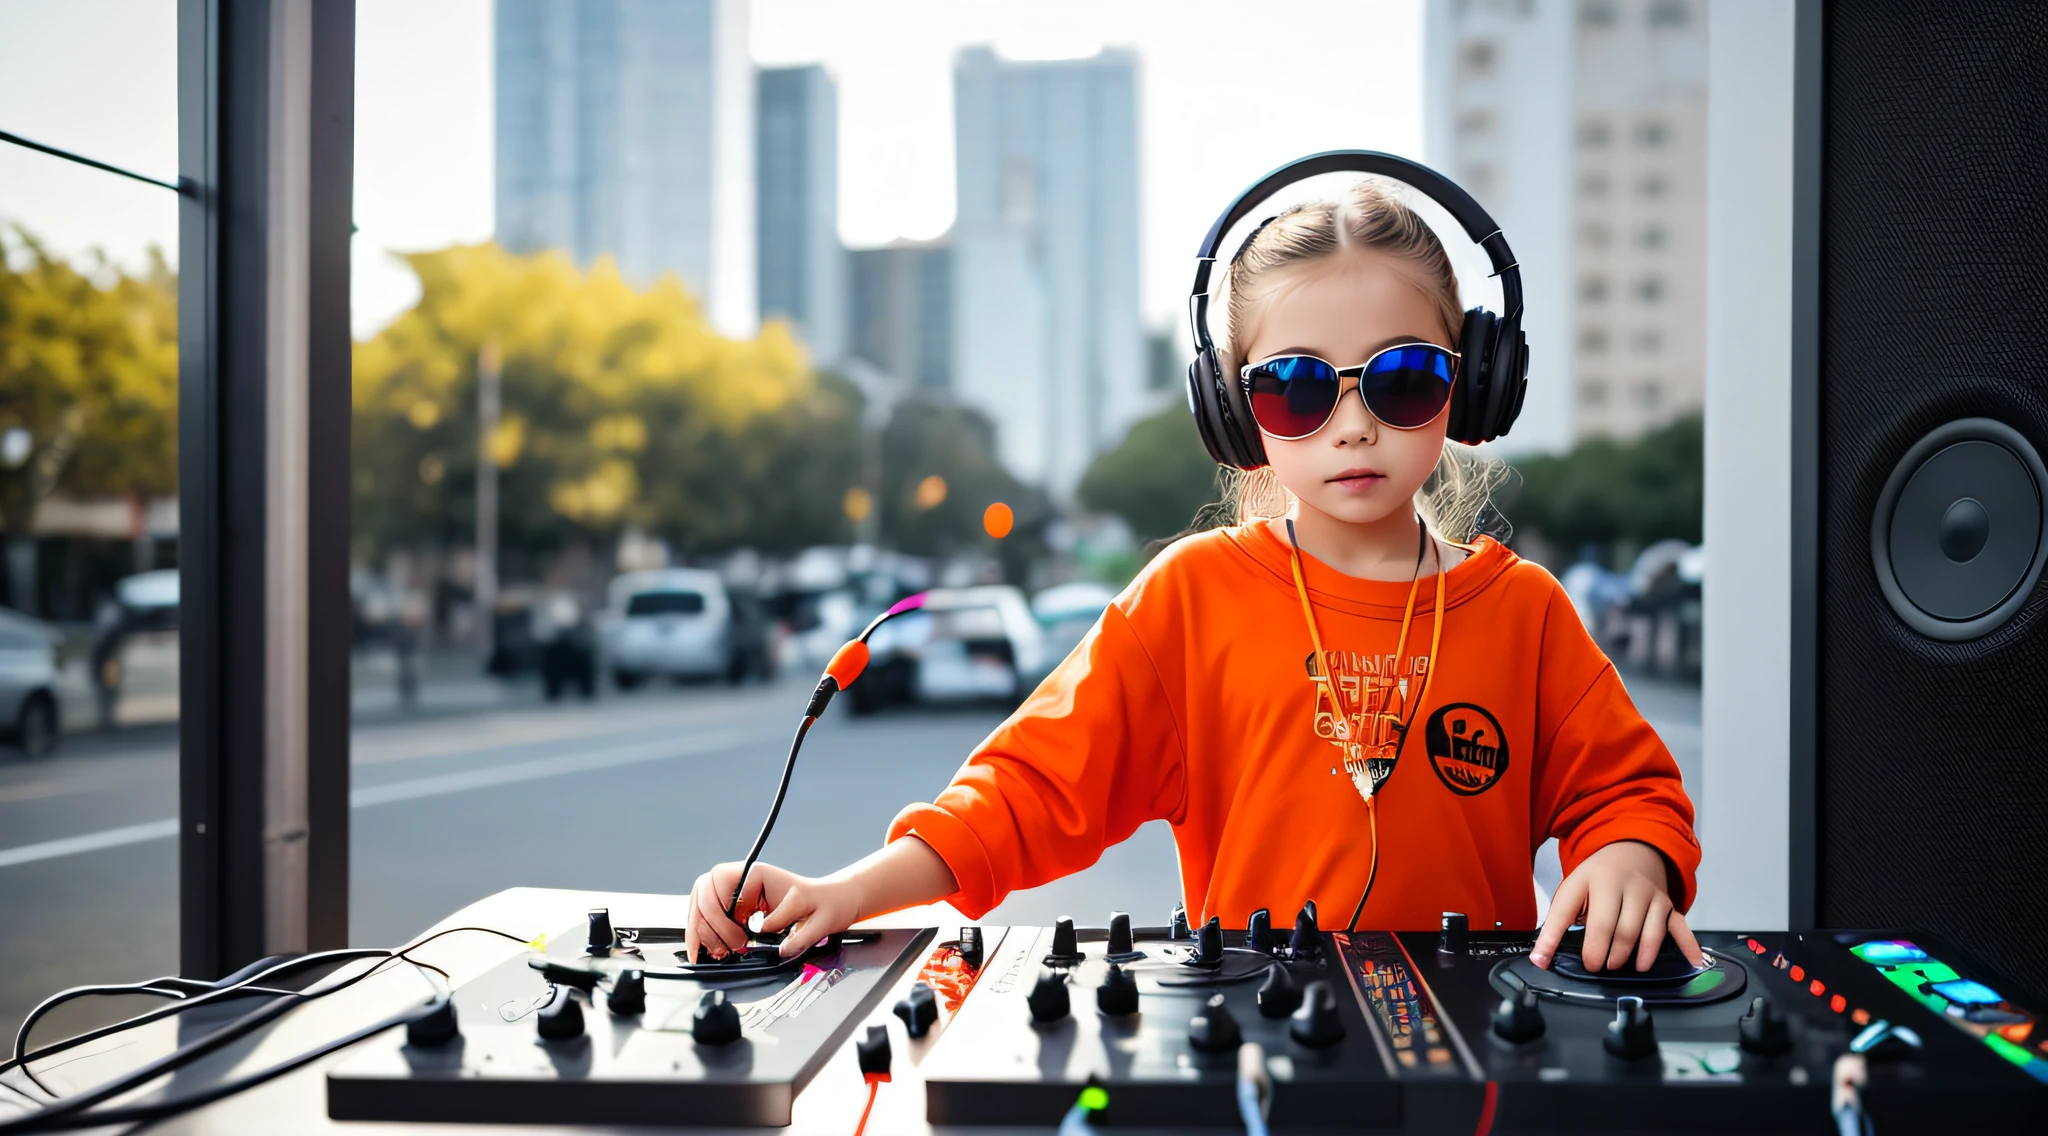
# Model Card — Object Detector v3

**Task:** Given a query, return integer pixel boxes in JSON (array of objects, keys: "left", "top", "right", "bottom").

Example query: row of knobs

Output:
[
  {"left": 1044, "top": 906, "right": 1326, "bottom": 968},
  {"left": 407, "top": 966, "right": 748, "bottom": 1048},
  {"left": 1489, "top": 988, "right": 1792, "bottom": 1060},
  {"left": 1025, "top": 966, "right": 1344, "bottom": 1048}
]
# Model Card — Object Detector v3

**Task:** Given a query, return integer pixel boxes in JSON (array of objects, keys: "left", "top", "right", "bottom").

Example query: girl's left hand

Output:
[{"left": 1530, "top": 839, "right": 1704, "bottom": 973}]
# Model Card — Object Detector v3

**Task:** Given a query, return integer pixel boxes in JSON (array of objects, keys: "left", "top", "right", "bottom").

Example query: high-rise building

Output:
[
  {"left": 494, "top": 0, "right": 756, "bottom": 336},
  {"left": 757, "top": 65, "right": 846, "bottom": 361},
  {"left": 951, "top": 48, "right": 1143, "bottom": 494},
  {"left": 849, "top": 239, "right": 953, "bottom": 393},
  {"left": 1425, "top": 0, "right": 1707, "bottom": 447}
]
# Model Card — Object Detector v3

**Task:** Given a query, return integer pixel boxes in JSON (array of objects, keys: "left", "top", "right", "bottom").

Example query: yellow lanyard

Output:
[{"left": 1285, "top": 517, "right": 1447, "bottom": 801}]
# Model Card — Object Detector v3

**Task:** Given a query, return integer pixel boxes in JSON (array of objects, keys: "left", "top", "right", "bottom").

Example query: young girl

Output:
[{"left": 684, "top": 179, "right": 1701, "bottom": 977}]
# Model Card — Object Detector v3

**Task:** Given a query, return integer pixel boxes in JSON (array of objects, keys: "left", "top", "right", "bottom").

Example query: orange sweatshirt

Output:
[{"left": 886, "top": 522, "right": 1699, "bottom": 931}]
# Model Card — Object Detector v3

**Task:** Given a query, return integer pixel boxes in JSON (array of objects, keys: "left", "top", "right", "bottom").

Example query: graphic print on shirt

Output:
[
  {"left": 1305, "top": 648, "right": 1431, "bottom": 800},
  {"left": 1423, "top": 702, "right": 1509, "bottom": 795}
]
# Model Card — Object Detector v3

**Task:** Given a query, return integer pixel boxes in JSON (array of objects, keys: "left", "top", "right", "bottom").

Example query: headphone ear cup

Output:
[
  {"left": 1493, "top": 325, "right": 1529, "bottom": 439},
  {"left": 1186, "top": 350, "right": 1265, "bottom": 470},
  {"left": 1450, "top": 309, "right": 1498, "bottom": 445},
  {"left": 1218, "top": 357, "right": 1268, "bottom": 469}
]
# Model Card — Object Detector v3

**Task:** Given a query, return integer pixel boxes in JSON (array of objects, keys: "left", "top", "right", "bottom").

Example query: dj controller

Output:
[{"left": 326, "top": 904, "right": 2047, "bottom": 1131}]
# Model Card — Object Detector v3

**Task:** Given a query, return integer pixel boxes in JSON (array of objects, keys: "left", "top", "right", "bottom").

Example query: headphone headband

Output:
[
  {"left": 1190, "top": 149, "right": 1522, "bottom": 323},
  {"left": 1184, "top": 149, "right": 1531, "bottom": 465}
]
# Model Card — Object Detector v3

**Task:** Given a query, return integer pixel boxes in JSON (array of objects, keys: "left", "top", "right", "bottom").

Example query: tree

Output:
[
  {"left": 877, "top": 394, "right": 1050, "bottom": 580},
  {"left": 351, "top": 242, "right": 861, "bottom": 567},
  {"left": 1500, "top": 412, "right": 1703, "bottom": 563},
  {"left": 1077, "top": 402, "right": 1224, "bottom": 543},
  {"left": 0, "top": 228, "right": 179, "bottom": 608}
]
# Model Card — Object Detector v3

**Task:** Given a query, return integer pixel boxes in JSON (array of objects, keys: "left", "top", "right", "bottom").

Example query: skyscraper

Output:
[
  {"left": 951, "top": 48, "right": 1143, "bottom": 494},
  {"left": 494, "top": 0, "right": 756, "bottom": 336},
  {"left": 757, "top": 65, "right": 846, "bottom": 361},
  {"left": 850, "top": 239, "right": 952, "bottom": 392},
  {"left": 1425, "top": 0, "right": 1707, "bottom": 447}
]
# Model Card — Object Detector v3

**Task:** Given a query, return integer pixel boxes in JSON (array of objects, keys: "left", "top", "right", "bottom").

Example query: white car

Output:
[
  {"left": 855, "top": 586, "right": 1049, "bottom": 712},
  {"left": 602, "top": 570, "right": 734, "bottom": 688}
]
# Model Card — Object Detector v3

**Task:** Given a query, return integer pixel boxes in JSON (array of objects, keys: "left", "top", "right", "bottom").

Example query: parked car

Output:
[
  {"left": 1031, "top": 581, "right": 1118, "bottom": 666},
  {"left": 853, "top": 586, "right": 1049, "bottom": 714},
  {"left": 603, "top": 569, "right": 738, "bottom": 688},
  {"left": 0, "top": 606, "right": 60, "bottom": 758}
]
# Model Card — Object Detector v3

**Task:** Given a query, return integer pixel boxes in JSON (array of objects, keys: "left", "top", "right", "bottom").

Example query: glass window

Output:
[
  {"left": 1638, "top": 224, "right": 1669, "bottom": 249},
  {"left": 1581, "top": 275, "right": 1610, "bottom": 302},
  {"left": 1636, "top": 276, "right": 1666, "bottom": 302},
  {"left": 1579, "top": 220, "right": 1613, "bottom": 248},
  {"left": 1580, "top": 378, "right": 1611, "bottom": 407},
  {"left": 1579, "top": 169, "right": 1613, "bottom": 197},
  {"left": 1577, "top": 117, "right": 1612, "bottom": 148},
  {"left": 0, "top": 1, "right": 180, "bottom": 1047},
  {"left": 1649, "top": 0, "right": 1691, "bottom": 29},
  {"left": 1458, "top": 39, "right": 1498, "bottom": 79},
  {"left": 1638, "top": 172, "right": 1670, "bottom": 198},
  {"left": 1579, "top": 0, "right": 1619, "bottom": 28},
  {"left": 1579, "top": 326, "right": 1611, "bottom": 353},
  {"left": 1636, "top": 119, "right": 1670, "bottom": 148},
  {"left": 1458, "top": 108, "right": 1497, "bottom": 138},
  {"left": 1634, "top": 329, "right": 1664, "bottom": 354},
  {"left": 1636, "top": 381, "right": 1666, "bottom": 411}
]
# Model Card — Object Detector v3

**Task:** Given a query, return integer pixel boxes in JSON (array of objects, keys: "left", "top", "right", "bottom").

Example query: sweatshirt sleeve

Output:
[
  {"left": 885, "top": 603, "right": 1188, "bottom": 918},
  {"left": 1529, "top": 588, "right": 1701, "bottom": 909}
]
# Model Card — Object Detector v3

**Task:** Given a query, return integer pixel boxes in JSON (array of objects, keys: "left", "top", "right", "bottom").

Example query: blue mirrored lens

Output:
[
  {"left": 1360, "top": 345, "right": 1455, "bottom": 428},
  {"left": 1246, "top": 356, "right": 1342, "bottom": 437}
]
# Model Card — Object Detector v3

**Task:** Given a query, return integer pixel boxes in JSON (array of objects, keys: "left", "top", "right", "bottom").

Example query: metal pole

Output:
[{"left": 476, "top": 338, "right": 500, "bottom": 660}]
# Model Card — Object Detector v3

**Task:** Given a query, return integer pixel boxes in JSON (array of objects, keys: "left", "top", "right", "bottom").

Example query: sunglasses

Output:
[{"left": 1239, "top": 342, "right": 1459, "bottom": 439}]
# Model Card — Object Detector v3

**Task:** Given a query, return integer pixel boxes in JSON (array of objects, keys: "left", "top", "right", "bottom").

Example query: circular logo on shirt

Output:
[{"left": 1424, "top": 703, "right": 1509, "bottom": 796}]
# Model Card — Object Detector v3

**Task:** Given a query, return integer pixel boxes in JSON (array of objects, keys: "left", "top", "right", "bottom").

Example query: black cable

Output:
[
  {"left": 0, "top": 129, "right": 184, "bottom": 193},
  {"left": 0, "top": 925, "right": 521, "bottom": 1132},
  {"left": 724, "top": 714, "right": 819, "bottom": 924},
  {"left": 3, "top": 927, "right": 514, "bottom": 1085},
  {"left": 1347, "top": 847, "right": 1381, "bottom": 934}
]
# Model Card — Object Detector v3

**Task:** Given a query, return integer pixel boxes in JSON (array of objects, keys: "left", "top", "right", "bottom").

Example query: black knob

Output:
[
  {"left": 1170, "top": 905, "right": 1191, "bottom": 940},
  {"left": 1738, "top": 996, "right": 1791, "bottom": 1055},
  {"left": 537, "top": 986, "right": 585, "bottom": 1040},
  {"left": 1290, "top": 905, "right": 1322, "bottom": 959},
  {"left": 1603, "top": 995, "right": 1657, "bottom": 1060},
  {"left": 406, "top": 999, "right": 460, "bottom": 1047},
  {"left": 1187, "top": 916, "right": 1224, "bottom": 968},
  {"left": 1246, "top": 908, "right": 1273, "bottom": 952},
  {"left": 1257, "top": 964, "right": 1302, "bottom": 1018},
  {"left": 1107, "top": 911, "right": 1135, "bottom": 957},
  {"left": 1439, "top": 912, "right": 1469, "bottom": 955},
  {"left": 1492, "top": 986, "right": 1545, "bottom": 1043},
  {"left": 587, "top": 907, "right": 615, "bottom": 952},
  {"left": 856, "top": 1023, "right": 893, "bottom": 1078},
  {"left": 1097, "top": 963, "right": 1139, "bottom": 1017},
  {"left": 1028, "top": 967, "right": 1071, "bottom": 1023},
  {"left": 1046, "top": 917, "right": 1084, "bottom": 965},
  {"left": 1188, "top": 993, "right": 1242, "bottom": 1052},
  {"left": 957, "top": 926, "right": 984, "bottom": 968},
  {"left": 693, "top": 989, "right": 742, "bottom": 1045},
  {"left": 607, "top": 968, "right": 646, "bottom": 1015},
  {"left": 1290, "top": 980, "right": 1346, "bottom": 1047},
  {"left": 894, "top": 981, "right": 939, "bottom": 1038}
]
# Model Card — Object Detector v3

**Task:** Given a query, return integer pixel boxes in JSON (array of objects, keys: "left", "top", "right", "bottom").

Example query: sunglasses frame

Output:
[{"left": 1238, "top": 341, "right": 1461, "bottom": 441}]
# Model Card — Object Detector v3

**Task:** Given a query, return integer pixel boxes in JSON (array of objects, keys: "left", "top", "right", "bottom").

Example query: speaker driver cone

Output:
[{"left": 1871, "top": 418, "right": 2048, "bottom": 640}]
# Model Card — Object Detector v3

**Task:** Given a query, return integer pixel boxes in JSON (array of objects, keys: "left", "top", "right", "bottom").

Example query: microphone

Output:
[{"left": 720, "top": 593, "right": 931, "bottom": 934}]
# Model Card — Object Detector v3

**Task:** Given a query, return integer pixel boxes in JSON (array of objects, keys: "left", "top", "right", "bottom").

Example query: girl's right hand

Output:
[{"left": 684, "top": 860, "right": 864, "bottom": 962}]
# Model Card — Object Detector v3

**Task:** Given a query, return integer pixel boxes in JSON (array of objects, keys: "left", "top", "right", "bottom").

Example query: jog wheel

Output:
[{"left": 1492, "top": 933, "right": 1747, "bottom": 1008}]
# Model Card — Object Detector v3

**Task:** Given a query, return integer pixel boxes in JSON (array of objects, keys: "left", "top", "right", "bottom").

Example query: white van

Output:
[{"left": 602, "top": 569, "right": 733, "bottom": 688}]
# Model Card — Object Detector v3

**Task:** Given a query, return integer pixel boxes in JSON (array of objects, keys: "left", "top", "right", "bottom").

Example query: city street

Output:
[{"left": 0, "top": 666, "right": 1699, "bottom": 1044}]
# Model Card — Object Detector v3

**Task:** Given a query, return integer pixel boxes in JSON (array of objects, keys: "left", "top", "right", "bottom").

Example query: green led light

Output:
[
  {"left": 1986, "top": 1034, "right": 2036, "bottom": 1069},
  {"left": 1077, "top": 1086, "right": 1109, "bottom": 1112}
]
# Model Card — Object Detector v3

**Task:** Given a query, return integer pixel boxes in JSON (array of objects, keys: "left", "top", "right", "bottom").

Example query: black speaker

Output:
[{"left": 1811, "top": 0, "right": 2048, "bottom": 1010}]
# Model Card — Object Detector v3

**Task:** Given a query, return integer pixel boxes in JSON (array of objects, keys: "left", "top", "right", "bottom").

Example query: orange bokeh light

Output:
[{"left": 983, "top": 502, "right": 1014, "bottom": 539}]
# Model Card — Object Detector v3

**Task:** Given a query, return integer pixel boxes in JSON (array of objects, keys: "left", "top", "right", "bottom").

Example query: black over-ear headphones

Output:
[{"left": 1185, "top": 150, "right": 1530, "bottom": 468}]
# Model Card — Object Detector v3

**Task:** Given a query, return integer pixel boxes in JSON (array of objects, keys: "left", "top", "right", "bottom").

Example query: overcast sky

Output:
[{"left": 0, "top": 0, "right": 1425, "bottom": 336}]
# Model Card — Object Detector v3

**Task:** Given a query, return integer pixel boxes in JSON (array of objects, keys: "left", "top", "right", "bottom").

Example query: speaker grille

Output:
[{"left": 1819, "top": 0, "right": 2048, "bottom": 1010}]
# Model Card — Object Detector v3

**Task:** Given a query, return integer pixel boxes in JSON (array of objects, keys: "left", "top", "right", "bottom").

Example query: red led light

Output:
[
  {"left": 1811, "top": 979, "right": 1826, "bottom": 997},
  {"left": 1852, "top": 1008, "right": 1871, "bottom": 1026},
  {"left": 1747, "top": 938, "right": 1766, "bottom": 954},
  {"left": 1790, "top": 965, "right": 1806, "bottom": 983},
  {"left": 1830, "top": 994, "right": 1847, "bottom": 1014}
]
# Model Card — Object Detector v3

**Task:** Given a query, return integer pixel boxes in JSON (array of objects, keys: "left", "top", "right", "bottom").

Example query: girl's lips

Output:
[{"left": 1328, "top": 469, "right": 1386, "bottom": 490}]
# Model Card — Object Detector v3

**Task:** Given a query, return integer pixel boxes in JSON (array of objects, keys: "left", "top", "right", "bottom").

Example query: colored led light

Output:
[
  {"left": 1831, "top": 994, "right": 1847, "bottom": 1013},
  {"left": 1790, "top": 965, "right": 1805, "bottom": 983},
  {"left": 1811, "top": 979, "right": 1826, "bottom": 997},
  {"left": 1747, "top": 938, "right": 1766, "bottom": 954},
  {"left": 1078, "top": 1086, "right": 1109, "bottom": 1112},
  {"left": 1852, "top": 1008, "right": 1871, "bottom": 1026}
]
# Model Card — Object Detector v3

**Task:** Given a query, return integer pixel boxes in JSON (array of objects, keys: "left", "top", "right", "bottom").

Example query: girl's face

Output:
[{"left": 1240, "top": 253, "right": 1454, "bottom": 528}]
